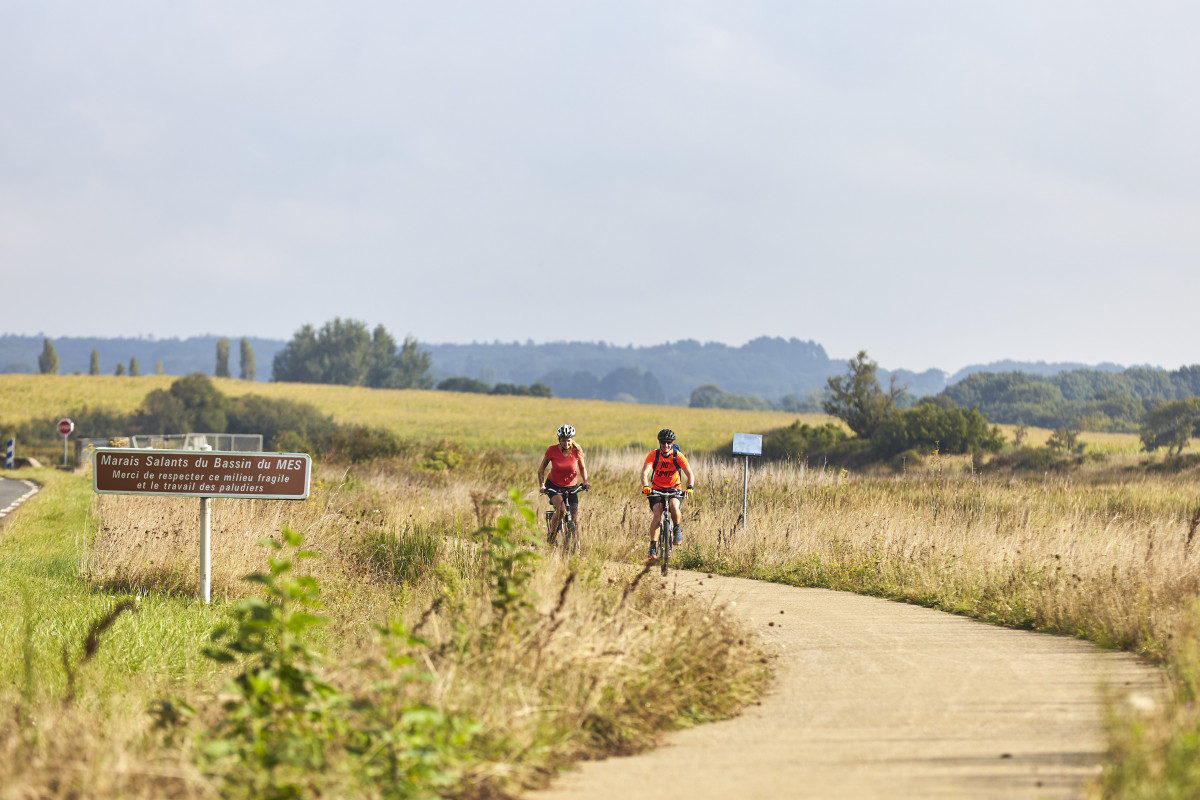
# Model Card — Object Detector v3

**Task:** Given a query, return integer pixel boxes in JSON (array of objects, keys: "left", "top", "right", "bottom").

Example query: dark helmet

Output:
[{"left": 657, "top": 428, "right": 676, "bottom": 443}]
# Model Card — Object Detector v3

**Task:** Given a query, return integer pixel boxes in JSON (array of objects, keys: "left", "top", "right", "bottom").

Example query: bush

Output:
[
  {"left": 762, "top": 421, "right": 849, "bottom": 460},
  {"left": 313, "top": 425, "right": 411, "bottom": 463},
  {"left": 227, "top": 394, "right": 337, "bottom": 449},
  {"left": 870, "top": 400, "right": 1004, "bottom": 459},
  {"left": 437, "top": 376, "right": 491, "bottom": 394}
]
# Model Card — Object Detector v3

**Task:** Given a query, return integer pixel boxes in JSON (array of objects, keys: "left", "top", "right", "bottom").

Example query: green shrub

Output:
[
  {"left": 363, "top": 525, "right": 443, "bottom": 584},
  {"left": 762, "top": 421, "right": 849, "bottom": 460}
]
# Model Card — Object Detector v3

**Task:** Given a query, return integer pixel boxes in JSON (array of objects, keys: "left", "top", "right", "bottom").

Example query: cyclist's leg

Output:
[
  {"left": 668, "top": 496, "right": 683, "bottom": 544},
  {"left": 648, "top": 498, "right": 664, "bottom": 558},
  {"left": 547, "top": 493, "right": 565, "bottom": 542},
  {"left": 548, "top": 492, "right": 566, "bottom": 529}
]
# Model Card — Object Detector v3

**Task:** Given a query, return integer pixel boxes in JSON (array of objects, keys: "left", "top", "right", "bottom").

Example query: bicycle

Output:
[
  {"left": 544, "top": 484, "right": 588, "bottom": 554},
  {"left": 647, "top": 488, "right": 685, "bottom": 575}
]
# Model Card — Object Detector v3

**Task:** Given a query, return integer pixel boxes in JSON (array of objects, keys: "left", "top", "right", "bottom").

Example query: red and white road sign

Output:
[{"left": 57, "top": 418, "right": 74, "bottom": 436}]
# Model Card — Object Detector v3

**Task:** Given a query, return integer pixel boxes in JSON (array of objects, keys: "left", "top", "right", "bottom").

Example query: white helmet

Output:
[{"left": 557, "top": 424, "right": 576, "bottom": 438}]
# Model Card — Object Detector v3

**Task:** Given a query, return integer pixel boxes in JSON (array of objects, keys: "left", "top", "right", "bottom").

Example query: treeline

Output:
[
  {"left": 1, "top": 334, "right": 280, "bottom": 379},
  {"left": 435, "top": 377, "right": 551, "bottom": 397},
  {"left": 5, "top": 373, "right": 412, "bottom": 463},
  {"left": 941, "top": 366, "right": 1200, "bottom": 432},
  {"left": 688, "top": 384, "right": 822, "bottom": 412}
]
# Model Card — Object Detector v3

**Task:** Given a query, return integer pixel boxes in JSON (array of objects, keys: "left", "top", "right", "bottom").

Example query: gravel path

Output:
[{"left": 526, "top": 570, "right": 1162, "bottom": 800}]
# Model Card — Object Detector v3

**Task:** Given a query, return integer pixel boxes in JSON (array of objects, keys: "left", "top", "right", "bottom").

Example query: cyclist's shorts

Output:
[
  {"left": 544, "top": 480, "right": 581, "bottom": 510},
  {"left": 647, "top": 494, "right": 682, "bottom": 512}
]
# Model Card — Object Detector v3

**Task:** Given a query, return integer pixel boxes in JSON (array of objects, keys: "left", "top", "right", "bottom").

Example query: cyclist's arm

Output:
[
  {"left": 537, "top": 456, "right": 550, "bottom": 491},
  {"left": 577, "top": 452, "right": 590, "bottom": 488},
  {"left": 640, "top": 461, "right": 653, "bottom": 490}
]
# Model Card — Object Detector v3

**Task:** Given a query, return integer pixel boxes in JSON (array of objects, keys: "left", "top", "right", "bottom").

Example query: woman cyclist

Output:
[
  {"left": 640, "top": 428, "right": 694, "bottom": 561},
  {"left": 538, "top": 424, "right": 590, "bottom": 543}
]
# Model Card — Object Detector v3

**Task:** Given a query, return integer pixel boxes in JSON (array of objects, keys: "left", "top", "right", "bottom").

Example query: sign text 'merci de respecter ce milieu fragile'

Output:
[{"left": 92, "top": 449, "right": 311, "bottom": 499}]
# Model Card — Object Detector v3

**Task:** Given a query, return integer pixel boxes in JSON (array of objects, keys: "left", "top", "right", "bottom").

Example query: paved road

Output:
[
  {"left": 527, "top": 571, "right": 1162, "bottom": 800},
  {"left": 0, "top": 476, "right": 38, "bottom": 522}
]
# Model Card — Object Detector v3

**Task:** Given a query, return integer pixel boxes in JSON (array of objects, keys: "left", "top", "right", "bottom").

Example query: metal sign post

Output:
[
  {"left": 57, "top": 419, "right": 74, "bottom": 466},
  {"left": 732, "top": 433, "right": 763, "bottom": 531},
  {"left": 93, "top": 448, "right": 311, "bottom": 604},
  {"left": 199, "top": 497, "right": 211, "bottom": 603}
]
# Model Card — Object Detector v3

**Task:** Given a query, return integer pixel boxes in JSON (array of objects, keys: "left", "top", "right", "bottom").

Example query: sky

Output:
[{"left": 2, "top": 2, "right": 1198, "bottom": 374}]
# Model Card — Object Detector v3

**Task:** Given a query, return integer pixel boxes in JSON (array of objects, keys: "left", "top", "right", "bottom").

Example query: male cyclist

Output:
[
  {"left": 538, "top": 424, "right": 590, "bottom": 543},
  {"left": 640, "top": 428, "right": 694, "bottom": 561}
]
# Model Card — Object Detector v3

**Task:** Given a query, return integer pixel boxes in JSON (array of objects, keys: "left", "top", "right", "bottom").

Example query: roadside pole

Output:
[
  {"left": 57, "top": 419, "right": 74, "bottom": 466},
  {"left": 732, "top": 433, "right": 763, "bottom": 531},
  {"left": 199, "top": 497, "right": 211, "bottom": 603}
]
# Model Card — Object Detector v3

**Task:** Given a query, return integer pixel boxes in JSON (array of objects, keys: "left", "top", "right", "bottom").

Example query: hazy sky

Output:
[{"left": 3, "top": 2, "right": 1197, "bottom": 373}]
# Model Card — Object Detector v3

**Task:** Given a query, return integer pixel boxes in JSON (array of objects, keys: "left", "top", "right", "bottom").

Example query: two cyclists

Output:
[
  {"left": 641, "top": 428, "right": 694, "bottom": 561},
  {"left": 537, "top": 424, "right": 590, "bottom": 543}
]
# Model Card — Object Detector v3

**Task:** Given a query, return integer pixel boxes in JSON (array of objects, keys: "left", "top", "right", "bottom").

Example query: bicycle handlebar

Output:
[
  {"left": 646, "top": 488, "right": 686, "bottom": 498},
  {"left": 544, "top": 484, "right": 589, "bottom": 496}
]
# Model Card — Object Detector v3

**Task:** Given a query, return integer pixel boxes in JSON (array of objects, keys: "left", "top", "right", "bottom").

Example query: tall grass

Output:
[{"left": 0, "top": 457, "right": 768, "bottom": 798}]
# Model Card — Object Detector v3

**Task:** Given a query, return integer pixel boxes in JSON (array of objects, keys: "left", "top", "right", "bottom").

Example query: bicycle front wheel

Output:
[
  {"left": 563, "top": 520, "right": 579, "bottom": 555},
  {"left": 659, "top": 515, "right": 671, "bottom": 575}
]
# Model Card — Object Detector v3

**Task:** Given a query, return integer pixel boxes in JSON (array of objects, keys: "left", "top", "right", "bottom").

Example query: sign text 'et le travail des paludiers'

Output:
[{"left": 92, "top": 448, "right": 311, "bottom": 499}]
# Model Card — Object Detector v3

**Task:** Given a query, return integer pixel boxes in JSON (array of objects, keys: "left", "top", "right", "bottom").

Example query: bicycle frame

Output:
[
  {"left": 544, "top": 484, "right": 587, "bottom": 554},
  {"left": 647, "top": 488, "right": 685, "bottom": 575}
]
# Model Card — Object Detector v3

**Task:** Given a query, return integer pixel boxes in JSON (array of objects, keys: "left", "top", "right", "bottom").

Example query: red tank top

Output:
[{"left": 544, "top": 444, "right": 583, "bottom": 486}]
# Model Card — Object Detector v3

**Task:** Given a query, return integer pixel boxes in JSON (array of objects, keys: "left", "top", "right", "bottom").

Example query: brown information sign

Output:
[{"left": 92, "top": 448, "right": 311, "bottom": 499}]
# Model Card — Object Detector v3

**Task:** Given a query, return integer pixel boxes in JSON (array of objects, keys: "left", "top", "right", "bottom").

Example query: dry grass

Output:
[{"left": 0, "top": 457, "right": 769, "bottom": 798}]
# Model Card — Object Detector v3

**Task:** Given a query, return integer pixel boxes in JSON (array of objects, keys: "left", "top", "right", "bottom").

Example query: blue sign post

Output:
[
  {"left": 4, "top": 438, "right": 12, "bottom": 470},
  {"left": 732, "top": 433, "right": 763, "bottom": 531}
]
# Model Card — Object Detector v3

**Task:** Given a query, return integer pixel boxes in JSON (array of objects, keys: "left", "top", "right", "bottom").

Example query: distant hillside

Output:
[
  {"left": 7, "top": 333, "right": 1178, "bottom": 413},
  {"left": 422, "top": 338, "right": 949, "bottom": 405},
  {"left": 946, "top": 360, "right": 1137, "bottom": 385}
]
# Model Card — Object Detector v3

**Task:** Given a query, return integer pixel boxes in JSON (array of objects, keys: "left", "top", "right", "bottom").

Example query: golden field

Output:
[{"left": 0, "top": 373, "right": 821, "bottom": 453}]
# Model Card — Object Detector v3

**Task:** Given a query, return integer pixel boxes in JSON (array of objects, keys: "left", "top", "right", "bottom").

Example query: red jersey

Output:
[
  {"left": 645, "top": 447, "right": 690, "bottom": 490},
  {"left": 544, "top": 444, "right": 584, "bottom": 486}
]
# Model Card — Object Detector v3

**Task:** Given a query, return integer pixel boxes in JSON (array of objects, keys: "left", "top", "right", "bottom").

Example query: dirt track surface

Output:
[{"left": 526, "top": 570, "right": 1163, "bottom": 800}]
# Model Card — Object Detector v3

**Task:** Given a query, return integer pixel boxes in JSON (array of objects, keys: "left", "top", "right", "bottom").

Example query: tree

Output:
[
  {"left": 37, "top": 339, "right": 58, "bottom": 375},
  {"left": 129, "top": 357, "right": 140, "bottom": 376},
  {"left": 1140, "top": 399, "right": 1200, "bottom": 455},
  {"left": 115, "top": 362, "right": 125, "bottom": 376},
  {"left": 239, "top": 337, "right": 256, "bottom": 381},
  {"left": 155, "top": 361, "right": 164, "bottom": 375},
  {"left": 135, "top": 373, "right": 229, "bottom": 433},
  {"left": 215, "top": 338, "right": 231, "bottom": 378},
  {"left": 273, "top": 319, "right": 371, "bottom": 385},
  {"left": 823, "top": 351, "right": 896, "bottom": 438},
  {"left": 89, "top": 349, "right": 100, "bottom": 375},
  {"left": 364, "top": 328, "right": 433, "bottom": 390}
]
